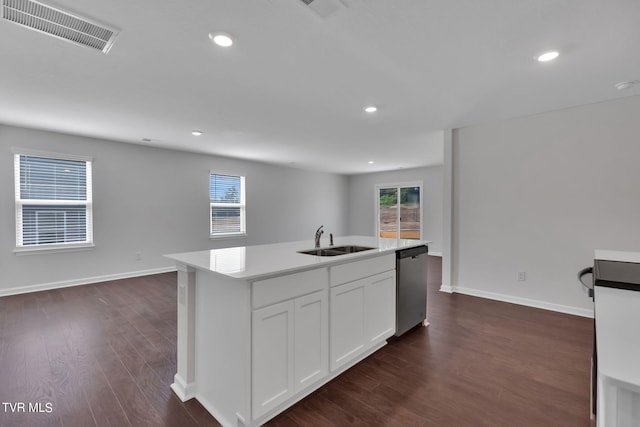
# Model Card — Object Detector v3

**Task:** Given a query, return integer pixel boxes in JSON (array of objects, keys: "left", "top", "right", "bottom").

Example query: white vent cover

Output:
[
  {"left": 1, "top": 0, "right": 119, "bottom": 53},
  {"left": 299, "top": 0, "right": 346, "bottom": 19}
]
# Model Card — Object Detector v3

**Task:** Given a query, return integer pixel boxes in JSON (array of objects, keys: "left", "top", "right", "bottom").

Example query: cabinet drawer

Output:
[
  {"left": 252, "top": 268, "right": 328, "bottom": 309},
  {"left": 330, "top": 254, "right": 395, "bottom": 286}
]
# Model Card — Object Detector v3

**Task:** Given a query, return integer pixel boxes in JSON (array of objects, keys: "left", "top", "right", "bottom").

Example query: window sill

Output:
[
  {"left": 209, "top": 233, "right": 247, "bottom": 240},
  {"left": 14, "top": 243, "right": 96, "bottom": 256}
]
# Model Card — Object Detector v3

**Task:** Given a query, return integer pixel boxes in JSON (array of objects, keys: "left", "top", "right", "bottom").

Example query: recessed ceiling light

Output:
[
  {"left": 537, "top": 51, "right": 559, "bottom": 62},
  {"left": 192, "top": 130, "right": 203, "bottom": 136},
  {"left": 368, "top": 160, "right": 375, "bottom": 164},
  {"left": 364, "top": 106, "right": 377, "bottom": 113},
  {"left": 209, "top": 32, "right": 233, "bottom": 47}
]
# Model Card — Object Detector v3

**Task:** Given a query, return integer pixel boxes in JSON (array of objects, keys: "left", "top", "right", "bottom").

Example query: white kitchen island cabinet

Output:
[
  {"left": 251, "top": 299, "right": 295, "bottom": 418},
  {"left": 293, "top": 290, "right": 329, "bottom": 392},
  {"left": 165, "top": 236, "right": 429, "bottom": 427},
  {"left": 251, "top": 268, "right": 328, "bottom": 419},
  {"left": 592, "top": 250, "right": 640, "bottom": 427},
  {"left": 330, "top": 254, "right": 396, "bottom": 371}
]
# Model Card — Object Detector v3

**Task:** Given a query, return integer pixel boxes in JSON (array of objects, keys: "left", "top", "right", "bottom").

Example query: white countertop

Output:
[
  {"left": 595, "top": 249, "right": 640, "bottom": 263},
  {"left": 165, "top": 235, "right": 430, "bottom": 280}
]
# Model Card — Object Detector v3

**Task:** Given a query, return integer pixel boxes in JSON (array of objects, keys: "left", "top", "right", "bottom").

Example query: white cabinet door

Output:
[
  {"left": 294, "top": 289, "right": 328, "bottom": 393},
  {"left": 365, "top": 270, "right": 396, "bottom": 344},
  {"left": 252, "top": 300, "right": 294, "bottom": 419},
  {"left": 330, "top": 270, "right": 396, "bottom": 372},
  {"left": 330, "top": 279, "right": 366, "bottom": 371}
]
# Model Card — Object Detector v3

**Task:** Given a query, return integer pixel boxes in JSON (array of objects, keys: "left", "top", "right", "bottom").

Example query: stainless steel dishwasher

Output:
[{"left": 395, "top": 245, "right": 429, "bottom": 336}]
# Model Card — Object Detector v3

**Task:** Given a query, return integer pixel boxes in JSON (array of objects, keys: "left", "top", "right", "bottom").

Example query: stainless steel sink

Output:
[
  {"left": 332, "top": 245, "right": 376, "bottom": 254},
  {"left": 297, "top": 248, "right": 345, "bottom": 256},
  {"left": 297, "top": 245, "right": 376, "bottom": 256}
]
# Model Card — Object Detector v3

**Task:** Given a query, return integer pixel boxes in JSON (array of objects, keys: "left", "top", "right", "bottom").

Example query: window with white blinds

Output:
[
  {"left": 14, "top": 154, "right": 93, "bottom": 249},
  {"left": 210, "top": 173, "right": 246, "bottom": 237}
]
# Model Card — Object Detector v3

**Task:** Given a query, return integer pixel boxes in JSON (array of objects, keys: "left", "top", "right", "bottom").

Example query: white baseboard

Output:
[
  {"left": 196, "top": 395, "right": 235, "bottom": 427},
  {"left": 428, "top": 251, "right": 442, "bottom": 257},
  {"left": 452, "top": 286, "right": 594, "bottom": 318},
  {"left": 0, "top": 266, "right": 177, "bottom": 297},
  {"left": 439, "top": 285, "right": 453, "bottom": 293},
  {"left": 171, "top": 374, "right": 196, "bottom": 402}
]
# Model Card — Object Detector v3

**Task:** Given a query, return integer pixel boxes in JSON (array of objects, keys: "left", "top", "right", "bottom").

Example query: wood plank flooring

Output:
[{"left": 0, "top": 257, "right": 595, "bottom": 426}]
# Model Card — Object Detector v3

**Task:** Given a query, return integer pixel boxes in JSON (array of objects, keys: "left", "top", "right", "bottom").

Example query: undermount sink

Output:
[
  {"left": 298, "top": 245, "right": 376, "bottom": 257},
  {"left": 333, "top": 245, "right": 376, "bottom": 254}
]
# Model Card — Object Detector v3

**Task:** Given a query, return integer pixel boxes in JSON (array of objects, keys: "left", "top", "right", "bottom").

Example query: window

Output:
[
  {"left": 376, "top": 183, "right": 422, "bottom": 240},
  {"left": 210, "top": 173, "right": 246, "bottom": 237},
  {"left": 14, "top": 153, "right": 93, "bottom": 251}
]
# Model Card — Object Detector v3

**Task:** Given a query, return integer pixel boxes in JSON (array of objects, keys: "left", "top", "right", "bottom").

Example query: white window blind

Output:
[
  {"left": 15, "top": 154, "right": 93, "bottom": 248},
  {"left": 210, "top": 174, "right": 246, "bottom": 237}
]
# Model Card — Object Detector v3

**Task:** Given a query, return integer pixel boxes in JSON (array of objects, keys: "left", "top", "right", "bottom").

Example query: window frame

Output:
[
  {"left": 209, "top": 172, "right": 246, "bottom": 239},
  {"left": 13, "top": 150, "right": 94, "bottom": 255}
]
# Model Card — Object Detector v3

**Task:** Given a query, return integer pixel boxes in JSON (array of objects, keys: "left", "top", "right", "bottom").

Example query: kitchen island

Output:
[
  {"left": 593, "top": 250, "right": 640, "bottom": 427},
  {"left": 165, "top": 235, "right": 429, "bottom": 427}
]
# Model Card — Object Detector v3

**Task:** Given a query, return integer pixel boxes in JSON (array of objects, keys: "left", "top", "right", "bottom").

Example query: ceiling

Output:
[{"left": 1, "top": 0, "right": 639, "bottom": 174}]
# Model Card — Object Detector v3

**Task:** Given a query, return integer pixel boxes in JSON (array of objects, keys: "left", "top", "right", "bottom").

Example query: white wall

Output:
[
  {"left": 347, "top": 166, "right": 443, "bottom": 254},
  {"left": 0, "top": 125, "right": 348, "bottom": 294},
  {"left": 451, "top": 95, "right": 640, "bottom": 317}
]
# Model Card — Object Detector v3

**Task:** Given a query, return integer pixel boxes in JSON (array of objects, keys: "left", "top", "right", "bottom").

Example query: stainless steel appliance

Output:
[{"left": 395, "top": 245, "right": 428, "bottom": 336}]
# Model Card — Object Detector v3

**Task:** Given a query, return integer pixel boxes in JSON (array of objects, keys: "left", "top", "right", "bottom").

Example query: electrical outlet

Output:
[
  {"left": 135, "top": 251, "right": 142, "bottom": 261},
  {"left": 517, "top": 272, "right": 526, "bottom": 281}
]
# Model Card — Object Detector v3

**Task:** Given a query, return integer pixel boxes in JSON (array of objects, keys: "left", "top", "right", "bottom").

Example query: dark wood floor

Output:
[{"left": 0, "top": 257, "right": 594, "bottom": 426}]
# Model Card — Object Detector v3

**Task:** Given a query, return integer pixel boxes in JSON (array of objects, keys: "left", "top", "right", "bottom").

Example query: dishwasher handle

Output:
[
  {"left": 578, "top": 266, "right": 594, "bottom": 299},
  {"left": 397, "top": 245, "right": 428, "bottom": 259}
]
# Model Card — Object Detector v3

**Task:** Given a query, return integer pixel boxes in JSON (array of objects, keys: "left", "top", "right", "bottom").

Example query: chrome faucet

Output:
[{"left": 314, "top": 225, "right": 324, "bottom": 248}]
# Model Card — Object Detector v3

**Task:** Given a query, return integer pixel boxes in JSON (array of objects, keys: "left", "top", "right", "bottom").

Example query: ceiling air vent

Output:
[
  {"left": 1, "top": 0, "right": 119, "bottom": 53},
  {"left": 299, "top": 0, "right": 346, "bottom": 19}
]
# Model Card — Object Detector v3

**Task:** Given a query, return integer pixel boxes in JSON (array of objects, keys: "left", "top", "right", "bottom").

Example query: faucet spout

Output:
[{"left": 314, "top": 225, "right": 324, "bottom": 248}]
